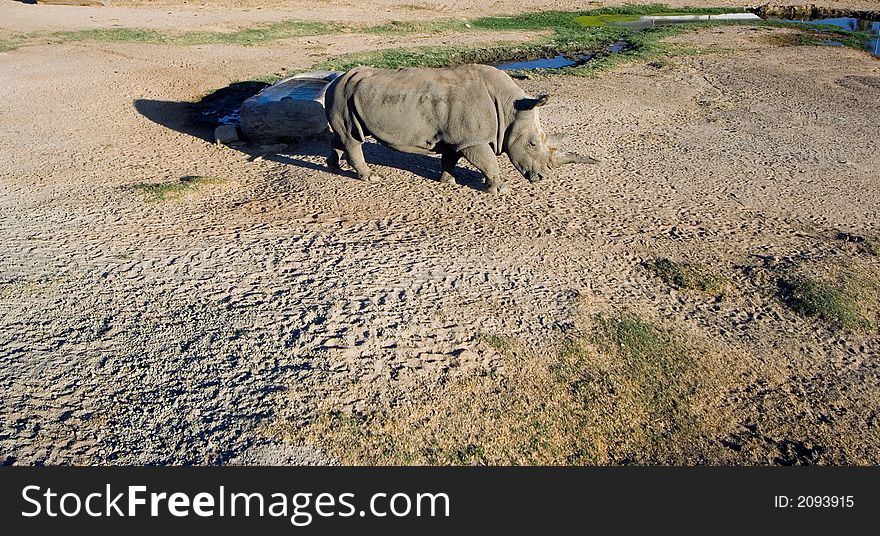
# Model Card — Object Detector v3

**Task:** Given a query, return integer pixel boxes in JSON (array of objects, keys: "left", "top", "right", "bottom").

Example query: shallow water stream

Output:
[
  {"left": 497, "top": 12, "right": 878, "bottom": 71},
  {"left": 785, "top": 17, "right": 880, "bottom": 57},
  {"left": 496, "top": 40, "right": 629, "bottom": 70}
]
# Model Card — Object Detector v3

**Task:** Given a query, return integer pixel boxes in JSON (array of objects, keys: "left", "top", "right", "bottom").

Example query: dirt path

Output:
[{"left": 1, "top": 10, "right": 879, "bottom": 464}]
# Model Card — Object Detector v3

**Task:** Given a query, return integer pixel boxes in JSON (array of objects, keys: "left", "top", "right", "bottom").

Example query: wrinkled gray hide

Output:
[{"left": 324, "top": 64, "right": 597, "bottom": 193}]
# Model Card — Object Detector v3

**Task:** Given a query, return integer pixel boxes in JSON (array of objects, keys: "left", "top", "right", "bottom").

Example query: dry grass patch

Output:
[
  {"left": 274, "top": 313, "right": 742, "bottom": 465},
  {"left": 279, "top": 335, "right": 587, "bottom": 465},
  {"left": 561, "top": 314, "right": 738, "bottom": 464},
  {"left": 0, "top": 278, "right": 58, "bottom": 299},
  {"left": 126, "top": 175, "right": 229, "bottom": 203}
]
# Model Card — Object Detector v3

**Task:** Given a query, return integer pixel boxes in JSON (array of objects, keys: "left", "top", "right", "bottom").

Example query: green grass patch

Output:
[
  {"left": 365, "top": 19, "right": 472, "bottom": 35},
  {"left": 583, "top": 4, "right": 744, "bottom": 17},
  {"left": 316, "top": 41, "right": 558, "bottom": 71},
  {"left": 777, "top": 275, "right": 867, "bottom": 330},
  {"left": 52, "top": 20, "right": 343, "bottom": 47},
  {"left": 316, "top": 44, "right": 497, "bottom": 70},
  {"left": 575, "top": 14, "right": 645, "bottom": 27},
  {"left": 574, "top": 7, "right": 746, "bottom": 28},
  {"left": 770, "top": 26, "right": 872, "bottom": 50},
  {"left": 763, "top": 19, "right": 872, "bottom": 50},
  {"left": 468, "top": 11, "right": 586, "bottom": 32},
  {"left": 472, "top": 5, "right": 743, "bottom": 31},
  {"left": 366, "top": 5, "right": 742, "bottom": 35},
  {"left": 0, "top": 32, "right": 32, "bottom": 52},
  {"left": 645, "top": 258, "right": 728, "bottom": 294},
  {"left": 317, "top": 18, "right": 760, "bottom": 79},
  {"left": 54, "top": 28, "right": 171, "bottom": 45},
  {"left": 318, "top": 24, "right": 627, "bottom": 71},
  {"left": 126, "top": 176, "right": 228, "bottom": 203}
]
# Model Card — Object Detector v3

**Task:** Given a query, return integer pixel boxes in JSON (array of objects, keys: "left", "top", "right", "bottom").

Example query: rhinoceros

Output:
[{"left": 324, "top": 64, "right": 597, "bottom": 193}]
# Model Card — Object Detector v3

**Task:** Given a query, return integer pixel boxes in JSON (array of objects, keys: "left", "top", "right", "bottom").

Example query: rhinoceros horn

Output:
[
  {"left": 552, "top": 149, "right": 600, "bottom": 167},
  {"left": 548, "top": 133, "right": 599, "bottom": 166}
]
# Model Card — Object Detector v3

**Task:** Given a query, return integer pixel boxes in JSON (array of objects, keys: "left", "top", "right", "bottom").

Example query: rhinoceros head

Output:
[{"left": 505, "top": 95, "right": 598, "bottom": 182}]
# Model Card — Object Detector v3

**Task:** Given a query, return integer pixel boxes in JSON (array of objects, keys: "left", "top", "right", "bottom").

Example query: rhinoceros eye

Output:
[{"left": 528, "top": 139, "right": 538, "bottom": 147}]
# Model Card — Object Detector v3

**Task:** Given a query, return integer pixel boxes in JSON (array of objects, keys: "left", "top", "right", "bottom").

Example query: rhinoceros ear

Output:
[{"left": 515, "top": 94, "right": 550, "bottom": 110}]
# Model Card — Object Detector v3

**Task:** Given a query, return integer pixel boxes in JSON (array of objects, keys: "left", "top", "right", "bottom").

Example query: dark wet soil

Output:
[
  {"left": 199, "top": 80, "right": 269, "bottom": 126},
  {"left": 496, "top": 40, "right": 631, "bottom": 70}
]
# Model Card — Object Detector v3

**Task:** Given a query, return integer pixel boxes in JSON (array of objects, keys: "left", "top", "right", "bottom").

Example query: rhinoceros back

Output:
[{"left": 325, "top": 64, "right": 525, "bottom": 155}]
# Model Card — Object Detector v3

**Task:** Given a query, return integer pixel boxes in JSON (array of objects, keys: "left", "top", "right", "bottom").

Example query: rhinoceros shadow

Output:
[
  {"left": 256, "top": 139, "right": 485, "bottom": 192},
  {"left": 133, "top": 89, "right": 486, "bottom": 191}
]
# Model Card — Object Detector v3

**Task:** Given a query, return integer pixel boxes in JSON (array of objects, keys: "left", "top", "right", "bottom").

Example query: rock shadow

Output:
[{"left": 134, "top": 81, "right": 270, "bottom": 143}]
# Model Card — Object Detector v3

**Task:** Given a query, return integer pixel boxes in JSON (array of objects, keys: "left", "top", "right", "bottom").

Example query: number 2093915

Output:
[{"left": 774, "top": 495, "right": 854, "bottom": 508}]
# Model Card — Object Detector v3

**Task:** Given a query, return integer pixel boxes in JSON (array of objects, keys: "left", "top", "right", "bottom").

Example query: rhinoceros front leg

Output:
[
  {"left": 327, "top": 135, "right": 345, "bottom": 171},
  {"left": 439, "top": 151, "right": 461, "bottom": 184},
  {"left": 460, "top": 144, "right": 507, "bottom": 194}
]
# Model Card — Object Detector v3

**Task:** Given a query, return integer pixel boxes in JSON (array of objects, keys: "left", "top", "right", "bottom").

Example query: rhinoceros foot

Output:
[
  {"left": 485, "top": 182, "right": 509, "bottom": 195},
  {"left": 439, "top": 171, "right": 457, "bottom": 185},
  {"left": 326, "top": 157, "right": 345, "bottom": 174},
  {"left": 356, "top": 169, "right": 382, "bottom": 182}
]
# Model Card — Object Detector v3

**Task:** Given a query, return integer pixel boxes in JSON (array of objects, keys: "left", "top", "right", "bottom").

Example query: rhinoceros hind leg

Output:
[
  {"left": 343, "top": 141, "right": 374, "bottom": 181},
  {"left": 439, "top": 151, "right": 461, "bottom": 184},
  {"left": 461, "top": 144, "right": 505, "bottom": 194}
]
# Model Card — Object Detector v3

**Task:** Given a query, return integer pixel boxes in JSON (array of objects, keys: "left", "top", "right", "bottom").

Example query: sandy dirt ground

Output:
[{"left": 1, "top": 3, "right": 879, "bottom": 464}]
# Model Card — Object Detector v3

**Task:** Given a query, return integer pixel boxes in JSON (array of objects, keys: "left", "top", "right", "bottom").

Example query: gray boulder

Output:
[
  {"left": 239, "top": 71, "right": 342, "bottom": 144},
  {"left": 213, "top": 124, "right": 239, "bottom": 145}
]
